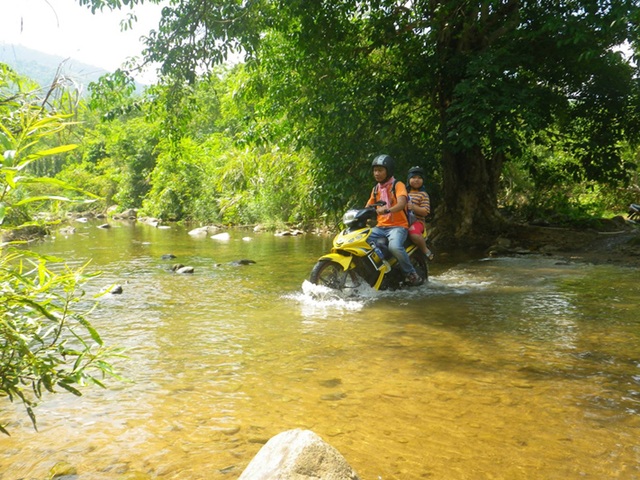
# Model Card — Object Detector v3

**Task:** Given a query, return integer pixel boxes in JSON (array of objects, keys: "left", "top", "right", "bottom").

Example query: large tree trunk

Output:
[
  {"left": 426, "top": 2, "right": 519, "bottom": 249},
  {"left": 431, "top": 147, "right": 504, "bottom": 248}
]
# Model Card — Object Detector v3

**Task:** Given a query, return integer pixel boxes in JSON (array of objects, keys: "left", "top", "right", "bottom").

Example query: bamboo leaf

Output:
[
  {"left": 25, "top": 144, "right": 78, "bottom": 158},
  {"left": 26, "top": 406, "right": 38, "bottom": 431},
  {"left": 90, "top": 377, "right": 106, "bottom": 388},
  {"left": 77, "top": 317, "right": 104, "bottom": 345},
  {"left": 13, "top": 195, "right": 73, "bottom": 206},
  {"left": 17, "top": 177, "right": 102, "bottom": 199},
  {"left": 73, "top": 352, "right": 86, "bottom": 372},
  {"left": 57, "top": 382, "right": 82, "bottom": 396},
  {"left": 3, "top": 168, "right": 17, "bottom": 188},
  {"left": 0, "top": 132, "right": 11, "bottom": 150}
]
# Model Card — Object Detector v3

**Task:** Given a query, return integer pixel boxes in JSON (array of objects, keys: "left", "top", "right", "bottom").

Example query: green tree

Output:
[
  {"left": 56, "top": 74, "right": 162, "bottom": 212},
  {"left": 79, "top": 1, "right": 640, "bottom": 244},
  {"left": 137, "top": 65, "right": 315, "bottom": 225}
]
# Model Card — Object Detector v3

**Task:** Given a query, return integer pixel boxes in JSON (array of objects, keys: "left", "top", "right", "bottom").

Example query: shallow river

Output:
[{"left": 1, "top": 221, "right": 639, "bottom": 479}]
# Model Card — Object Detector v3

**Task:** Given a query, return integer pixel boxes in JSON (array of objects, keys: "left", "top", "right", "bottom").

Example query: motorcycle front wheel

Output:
[{"left": 309, "top": 260, "right": 360, "bottom": 291}]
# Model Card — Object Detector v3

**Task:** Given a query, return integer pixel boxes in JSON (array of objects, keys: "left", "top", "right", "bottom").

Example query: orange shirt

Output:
[{"left": 366, "top": 180, "right": 410, "bottom": 228}]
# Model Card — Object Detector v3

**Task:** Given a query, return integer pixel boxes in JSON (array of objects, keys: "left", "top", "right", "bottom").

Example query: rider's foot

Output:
[
  {"left": 405, "top": 272, "right": 424, "bottom": 286},
  {"left": 424, "top": 249, "right": 434, "bottom": 261}
]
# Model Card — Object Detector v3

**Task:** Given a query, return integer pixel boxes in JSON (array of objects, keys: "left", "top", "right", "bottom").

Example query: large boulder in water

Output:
[{"left": 238, "top": 429, "right": 360, "bottom": 480}]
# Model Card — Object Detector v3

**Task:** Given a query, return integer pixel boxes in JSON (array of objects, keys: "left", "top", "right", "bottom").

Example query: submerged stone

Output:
[{"left": 49, "top": 461, "right": 77, "bottom": 478}]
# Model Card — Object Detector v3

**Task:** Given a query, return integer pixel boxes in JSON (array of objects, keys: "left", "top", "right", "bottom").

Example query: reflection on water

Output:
[{"left": 1, "top": 222, "right": 639, "bottom": 479}]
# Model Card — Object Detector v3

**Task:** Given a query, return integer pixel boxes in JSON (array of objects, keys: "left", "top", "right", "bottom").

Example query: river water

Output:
[{"left": 1, "top": 221, "right": 639, "bottom": 479}]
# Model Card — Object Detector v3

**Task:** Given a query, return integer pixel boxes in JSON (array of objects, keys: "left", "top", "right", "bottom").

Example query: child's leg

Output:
[
  {"left": 408, "top": 221, "right": 434, "bottom": 260},
  {"left": 410, "top": 233, "right": 429, "bottom": 255}
]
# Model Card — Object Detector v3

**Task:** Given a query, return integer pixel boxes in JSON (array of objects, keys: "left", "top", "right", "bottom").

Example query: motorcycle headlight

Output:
[{"left": 342, "top": 209, "right": 359, "bottom": 227}]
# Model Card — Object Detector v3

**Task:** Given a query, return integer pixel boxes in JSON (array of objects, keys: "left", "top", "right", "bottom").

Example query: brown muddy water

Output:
[{"left": 1, "top": 221, "right": 639, "bottom": 479}]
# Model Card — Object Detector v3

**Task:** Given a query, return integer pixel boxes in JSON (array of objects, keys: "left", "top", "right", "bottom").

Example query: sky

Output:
[{"left": 1, "top": 0, "right": 165, "bottom": 82}]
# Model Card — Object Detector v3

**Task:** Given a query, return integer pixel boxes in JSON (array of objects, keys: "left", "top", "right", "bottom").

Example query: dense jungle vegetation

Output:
[
  {"left": 4, "top": 1, "right": 640, "bottom": 245},
  {"left": 68, "top": 0, "right": 640, "bottom": 244},
  {"left": 1, "top": 0, "right": 640, "bottom": 431}
]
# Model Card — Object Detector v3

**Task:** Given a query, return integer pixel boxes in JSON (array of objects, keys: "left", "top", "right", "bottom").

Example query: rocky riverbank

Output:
[{"left": 491, "top": 221, "right": 640, "bottom": 267}]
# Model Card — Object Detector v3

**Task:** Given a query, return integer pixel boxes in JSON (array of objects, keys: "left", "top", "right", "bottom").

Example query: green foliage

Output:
[
  {"left": 1, "top": 63, "right": 118, "bottom": 434},
  {"left": 0, "top": 250, "right": 121, "bottom": 435},
  {"left": 95, "top": 0, "right": 640, "bottom": 239},
  {"left": 210, "top": 144, "right": 315, "bottom": 227},
  {"left": 141, "top": 136, "right": 206, "bottom": 221},
  {"left": 56, "top": 112, "right": 161, "bottom": 211},
  {"left": 68, "top": 66, "right": 319, "bottom": 225},
  {"left": 499, "top": 140, "right": 640, "bottom": 224},
  {"left": 142, "top": 133, "right": 316, "bottom": 226},
  {"left": 88, "top": 70, "right": 138, "bottom": 120},
  {"left": 0, "top": 69, "right": 96, "bottom": 225},
  {"left": 54, "top": 2, "right": 640, "bottom": 237}
]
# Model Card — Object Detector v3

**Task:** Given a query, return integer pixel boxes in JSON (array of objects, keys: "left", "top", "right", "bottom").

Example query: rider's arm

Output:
[
  {"left": 365, "top": 190, "right": 375, "bottom": 207},
  {"left": 377, "top": 195, "right": 407, "bottom": 215}
]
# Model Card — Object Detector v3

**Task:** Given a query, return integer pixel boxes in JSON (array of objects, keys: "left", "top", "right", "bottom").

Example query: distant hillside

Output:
[{"left": 0, "top": 43, "right": 145, "bottom": 92}]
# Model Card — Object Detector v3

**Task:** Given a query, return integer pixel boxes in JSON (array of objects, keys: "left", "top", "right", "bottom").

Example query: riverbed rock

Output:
[
  {"left": 211, "top": 232, "right": 231, "bottom": 241},
  {"left": 189, "top": 226, "right": 209, "bottom": 236},
  {"left": 275, "top": 229, "right": 304, "bottom": 236},
  {"left": 172, "top": 264, "right": 194, "bottom": 274},
  {"left": 229, "top": 259, "right": 256, "bottom": 266},
  {"left": 112, "top": 208, "right": 138, "bottom": 220},
  {"left": 49, "top": 460, "right": 78, "bottom": 478},
  {"left": 237, "top": 429, "right": 360, "bottom": 480},
  {"left": 189, "top": 225, "right": 223, "bottom": 236},
  {"left": 138, "top": 216, "right": 162, "bottom": 227}
]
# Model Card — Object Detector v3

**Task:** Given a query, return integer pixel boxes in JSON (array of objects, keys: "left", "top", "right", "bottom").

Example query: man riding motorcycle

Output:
[{"left": 366, "top": 154, "right": 424, "bottom": 287}]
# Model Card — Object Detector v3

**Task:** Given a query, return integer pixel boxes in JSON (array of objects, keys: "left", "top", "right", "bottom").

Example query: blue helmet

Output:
[{"left": 407, "top": 166, "right": 426, "bottom": 190}]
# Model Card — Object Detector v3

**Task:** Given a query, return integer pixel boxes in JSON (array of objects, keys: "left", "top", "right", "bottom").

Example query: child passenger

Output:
[{"left": 406, "top": 166, "right": 434, "bottom": 261}]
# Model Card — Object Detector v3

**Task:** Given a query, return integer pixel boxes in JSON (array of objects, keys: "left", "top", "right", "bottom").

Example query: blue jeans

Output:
[{"left": 369, "top": 226, "right": 416, "bottom": 276}]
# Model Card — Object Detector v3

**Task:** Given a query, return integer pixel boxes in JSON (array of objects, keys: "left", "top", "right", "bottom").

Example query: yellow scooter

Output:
[{"left": 309, "top": 202, "right": 429, "bottom": 291}]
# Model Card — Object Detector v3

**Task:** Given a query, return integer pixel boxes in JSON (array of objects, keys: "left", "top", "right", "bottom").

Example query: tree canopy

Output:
[{"left": 78, "top": 0, "right": 640, "bottom": 245}]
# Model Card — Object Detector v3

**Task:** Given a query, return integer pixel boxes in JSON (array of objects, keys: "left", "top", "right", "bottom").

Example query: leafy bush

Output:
[
  {"left": 0, "top": 250, "right": 121, "bottom": 434},
  {"left": 142, "top": 133, "right": 316, "bottom": 226},
  {"left": 499, "top": 141, "right": 640, "bottom": 224}
]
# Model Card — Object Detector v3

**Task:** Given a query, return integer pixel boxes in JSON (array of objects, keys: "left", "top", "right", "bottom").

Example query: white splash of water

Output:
[{"left": 283, "top": 281, "right": 373, "bottom": 318}]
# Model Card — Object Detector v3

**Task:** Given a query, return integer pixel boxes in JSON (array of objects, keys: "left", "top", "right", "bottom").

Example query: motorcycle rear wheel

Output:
[
  {"left": 309, "top": 260, "right": 360, "bottom": 291},
  {"left": 411, "top": 253, "right": 429, "bottom": 282}
]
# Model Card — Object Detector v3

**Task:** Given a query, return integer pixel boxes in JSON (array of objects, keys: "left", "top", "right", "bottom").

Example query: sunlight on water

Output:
[{"left": 428, "top": 269, "right": 495, "bottom": 293}]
